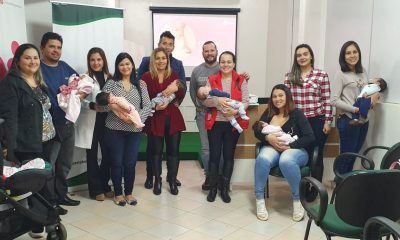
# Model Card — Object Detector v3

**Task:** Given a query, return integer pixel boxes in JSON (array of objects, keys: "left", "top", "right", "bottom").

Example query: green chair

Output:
[
  {"left": 362, "top": 142, "right": 400, "bottom": 170},
  {"left": 255, "top": 142, "right": 318, "bottom": 198},
  {"left": 363, "top": 216, "right": 400, "bottom": 240},
  {"left": 300, "top": 170, "right": 400, "bottom": 240}
]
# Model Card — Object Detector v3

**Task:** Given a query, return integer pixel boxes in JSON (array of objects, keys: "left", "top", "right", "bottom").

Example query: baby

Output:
[
  {"left": 197, "top": 86, "right": 249, "bottom": 133},
  {"left": 96, "top": 92, "right": 145, "bottom": 128},
  {"left": 3, "top": 158, "right": 46, "bottom": 178},
  {"left": 350, "top": 78, "right": 387, "bottom": 125},
  {"left": 57, "top": 74, "right": 94, "bottom": 123},
  {"left": 151, "top": 81, "right": 185, "bottom": 110},
  {"left": 259, "top": 121, "right": 298, "bottom": 145}
]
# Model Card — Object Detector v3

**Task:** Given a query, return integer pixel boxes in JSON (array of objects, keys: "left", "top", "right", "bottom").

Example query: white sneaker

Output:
[
  {"left": 256, "top": 199, "right": 269, "bottom": 221},
  {"left": 292, "top": 200, "right": 305, "bottom": 222}
]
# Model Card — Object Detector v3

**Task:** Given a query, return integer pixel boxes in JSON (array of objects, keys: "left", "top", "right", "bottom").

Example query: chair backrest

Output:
[
  {"left": 363, "top": 216, "right": 400, "bottom": 240},
  {"left": 335, "top": 170, "right": 400, "bottom": 227},
  {"left": 380, "top": 142, "right": 400, "bottom": 169}
]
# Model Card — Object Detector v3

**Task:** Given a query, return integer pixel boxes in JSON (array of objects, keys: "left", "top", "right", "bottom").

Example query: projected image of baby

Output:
[{"left": 168, "top": 21, "right": 196, "bottom": 60}]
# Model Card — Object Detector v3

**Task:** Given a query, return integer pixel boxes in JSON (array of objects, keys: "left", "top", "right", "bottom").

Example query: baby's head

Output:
[
  {"left": 197, "top": 86, "right": 211, "bottom": 99},
  {"left": 373, "top": 78, "right": 388, "bottom": 92},
  {"left": 96, "top": 92, "right": 111, "bottom": 106}
]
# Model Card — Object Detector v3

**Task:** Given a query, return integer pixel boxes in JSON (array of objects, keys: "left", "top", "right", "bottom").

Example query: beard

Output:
[{"left": 204, "top": 56, "right": 217, "bottom": 65}]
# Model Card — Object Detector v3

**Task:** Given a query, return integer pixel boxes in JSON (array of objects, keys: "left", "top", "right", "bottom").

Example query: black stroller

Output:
[{"left": 0, "top": 118, "right": 67, "bottom": 240}]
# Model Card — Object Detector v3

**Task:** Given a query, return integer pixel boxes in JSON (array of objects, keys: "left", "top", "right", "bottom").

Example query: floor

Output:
[{"left": 16, "top": 160, "right": 345, "bottom": 240}]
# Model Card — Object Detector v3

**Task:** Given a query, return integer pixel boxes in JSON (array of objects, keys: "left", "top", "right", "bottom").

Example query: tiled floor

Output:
[{"left": 15, "top": 161, "right": 344, "bottom": 240}]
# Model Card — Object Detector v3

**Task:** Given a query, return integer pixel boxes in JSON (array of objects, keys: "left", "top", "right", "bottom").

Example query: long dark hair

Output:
[
  {"left": 87, "top": 47, "right": 112, "bottom": 80},
  {"left": 10, "top": 43, "right": 46, "bottom": 88},
  {"left": 113, "top": 52, "right": 142, "bottom": 108},
  {"left": 219, "top": 51, "right": 241, "bottom": 89},
  {"left": 267, "top": 84, "right": 295, "bottom": 118},
  {"left": 339, "top": 41, "right": 363, "bottom": 73},
  {"left": 289, "top": 44, "right": 315, "bottom": 86}
]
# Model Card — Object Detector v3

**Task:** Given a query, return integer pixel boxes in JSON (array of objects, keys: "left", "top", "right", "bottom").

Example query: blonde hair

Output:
[{"left": 149, "top": 48, "right": 171, "bottom": 79}]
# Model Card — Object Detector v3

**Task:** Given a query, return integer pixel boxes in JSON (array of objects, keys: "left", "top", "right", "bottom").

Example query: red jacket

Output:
[
  {"left": 142, "top": 71, "right": 186, "bottom": 136},
  {"left": 205, "top": 70, "right": 249, "bottom": 130}
]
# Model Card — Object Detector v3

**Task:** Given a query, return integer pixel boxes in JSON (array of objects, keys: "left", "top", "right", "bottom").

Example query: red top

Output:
[
  {"left": 142, "top": 71, "right": 186, "bottom": 136},
  {"left": 205, "top": 70, "right": 249, "bottom": 130}
]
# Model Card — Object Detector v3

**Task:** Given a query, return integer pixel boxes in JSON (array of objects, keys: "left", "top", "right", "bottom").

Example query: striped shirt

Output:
[
  {"left": 284, "top": 69, "right": 333, "bottom": 124},
  {"left": 103, "top": 79, "right": 152, "bottom": 132}
]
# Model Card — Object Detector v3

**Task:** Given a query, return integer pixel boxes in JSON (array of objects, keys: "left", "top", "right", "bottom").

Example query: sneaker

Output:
[
  {"left": 292, "top": 200, "right": 305, "bottom": 222},
  {"left": 95, "top": 194, "right": 105, "bottom": 201},
  {"left": 256, "top": 199, "right": 268, "bottom": 221},
  {"left": 28, "top": 226, "right": 45, "bottom": 239}
]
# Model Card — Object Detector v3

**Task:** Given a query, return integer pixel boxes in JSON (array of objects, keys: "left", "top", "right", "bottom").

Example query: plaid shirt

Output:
[{"left": 284, "top": 69, "right": 333, "bottom": 124}]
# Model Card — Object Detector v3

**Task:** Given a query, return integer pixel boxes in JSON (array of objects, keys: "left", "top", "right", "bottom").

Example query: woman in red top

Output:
[
  {"left": 142, "top": 48, "right": 186, "bottom": 195},
  {"left": 201, "top": 51, "right": 249, "bottom": 203}
]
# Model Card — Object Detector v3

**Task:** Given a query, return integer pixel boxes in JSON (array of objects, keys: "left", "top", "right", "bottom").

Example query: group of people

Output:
[
  {"left": 0, "top": 29, "right": 384, "bottom": 230},
  {"left": 253, "top": 41, "right": 385, "bottom": 222}
]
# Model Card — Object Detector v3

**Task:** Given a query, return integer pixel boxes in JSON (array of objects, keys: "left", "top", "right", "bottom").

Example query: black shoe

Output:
[
  {"left": 220, "top": 189, "right": 231, "bottom": 203},
  {"left": 55, "top": 205, "right": 68, "bottom": 215},
  {"left": 167, "top": 178, "right": 182, "bottom": 186},
  {"left": 207, "top": 187, "right": 217, "bottom": 202},
  {"left": 59, "top": 195, "right": 80, "bottom": 206},
  {"left": 153, "top": 177, "right": 162, "bottom": 195},
  {"left": 202, "top": 176, "right": 210, "bottom": 191},
  {"left": 168, "top": 178, "right": 179, "bottom": 195},
  {"left": 144, "top": 177, "right": 153, "bottom": 189}
]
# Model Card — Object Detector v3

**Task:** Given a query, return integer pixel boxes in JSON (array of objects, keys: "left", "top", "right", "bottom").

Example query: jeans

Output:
[
  {"left": 42, "top": 122, "right": 75, "bottom": 204},
  {"left": 105, "top": 128, "right": 141, "bottom": 196},
  {"left": 254, "top": 146, "right": 308, "bottom": 200},
  {"left": 336, "top": 115, "right": 369, "bottom": 174}
]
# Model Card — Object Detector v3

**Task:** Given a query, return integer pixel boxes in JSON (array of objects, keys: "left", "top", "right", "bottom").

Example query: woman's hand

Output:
[
  {"left": 323, "top": 123, "right": 331, "bottom": 134},
  {"left": 155, "top": 102, "right": 168, "bottom": 111},
  {"left": 267, "top": 134, "right": 289, "bottom": 152},
  {"left": 222, "top": 107, "right": 238, "bottom": 118},
  {"left": 218, "top": 97, "right": 230, "bottom": 109},
  {"left": 370, "top": 92, "right": 380, "bottom": 109},
  {"left": 162, "top": 80, "right": 179, "bottom": 97}
]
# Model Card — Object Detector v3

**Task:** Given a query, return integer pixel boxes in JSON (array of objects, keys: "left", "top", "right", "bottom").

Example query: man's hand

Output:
[{"left": 240, "top": 72, "right": 250, "bottom": 81}]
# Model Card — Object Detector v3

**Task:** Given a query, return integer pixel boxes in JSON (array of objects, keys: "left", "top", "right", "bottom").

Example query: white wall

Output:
[{"left": 118, "top": 0, "right": 269, "bottom": 98}]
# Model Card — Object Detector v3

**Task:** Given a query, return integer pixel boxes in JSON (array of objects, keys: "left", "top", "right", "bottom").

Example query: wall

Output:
[{"left": 118, "top": 0, "right": 269, "bottom": 98}]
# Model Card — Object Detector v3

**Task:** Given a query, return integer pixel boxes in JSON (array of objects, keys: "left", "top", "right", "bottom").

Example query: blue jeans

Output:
[
  {"left": 105, "top": 128, "right": 141, "bottom": 196},
  {"left": 336, "top": 115, "right": 369, "bottom": 174},
  {"left": 254, "top": 146, "right": 308, "bottom": 200}
]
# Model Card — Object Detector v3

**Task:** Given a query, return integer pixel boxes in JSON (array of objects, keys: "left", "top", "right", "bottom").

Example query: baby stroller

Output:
[{"left": 0, "top": 118, "right": 67, "bottom": 240}]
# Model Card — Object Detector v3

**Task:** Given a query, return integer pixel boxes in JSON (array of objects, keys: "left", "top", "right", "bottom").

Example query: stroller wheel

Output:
[{"left": 46, "top": 223, "right": 67, "bottom": 240}]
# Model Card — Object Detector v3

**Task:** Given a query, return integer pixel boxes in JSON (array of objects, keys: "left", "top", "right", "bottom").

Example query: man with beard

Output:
[{"left": 190, "top": 41, "right": 220, "bottom": 190}]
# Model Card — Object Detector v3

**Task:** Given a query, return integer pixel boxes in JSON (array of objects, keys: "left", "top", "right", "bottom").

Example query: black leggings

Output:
[
  {"left": 207, "top": 121, "right": 240, "bottom": 185},
  {"left": 148, "top": 118, "right": 181, "bottom": 180}
]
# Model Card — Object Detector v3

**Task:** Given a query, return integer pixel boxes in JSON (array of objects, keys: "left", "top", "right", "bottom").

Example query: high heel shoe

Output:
[
  {"left": 153, "top": 177, "right": 162, "bottom": 195},
  {"left": 168, "top": 178, "right": 178, "bottom": 195}
]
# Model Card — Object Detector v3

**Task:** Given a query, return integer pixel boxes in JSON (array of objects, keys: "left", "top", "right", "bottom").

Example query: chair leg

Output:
[
  {"left": 324, "top": 233, "right": 331, "bottom": 240},
  {"left": 304, "top": 219, "right": 312, "bottom": 240},
  {"left": 330, "top": 188, "right": 337, "bottom": 204}
]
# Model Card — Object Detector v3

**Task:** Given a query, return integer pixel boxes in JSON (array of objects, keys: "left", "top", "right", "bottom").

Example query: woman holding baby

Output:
[
  {"left": 141, "top": 48, "right": 186, "bottom": 196},
  {"left": 253, "top": 84, "right": 314, "bottom": 222},
  {"left": 102, "top": 52, "right": 152, "bottom": 206},
  {"left": 74, "top": 47, "right": 114, "bottom": 201},
  {"left": 201, "top": 51, "right": 249, "bottom": 203},
  {"left": 284, "top": 44, "right": 332, "bottom": 193}
]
